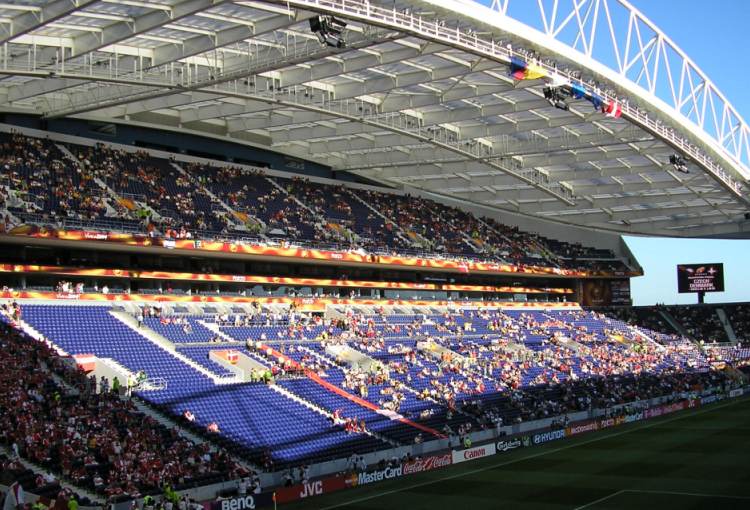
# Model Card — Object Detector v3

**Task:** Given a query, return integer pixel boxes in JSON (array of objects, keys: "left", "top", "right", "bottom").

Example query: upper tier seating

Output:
[
  {"left": 0, "top": 132, "right": 628, "bottom": 273},
  {"left": 592, "top": 304, "right": 735, "bottom": 343},
  {"left": 724, "top": 303, "right": 750, "bottom": 341}
]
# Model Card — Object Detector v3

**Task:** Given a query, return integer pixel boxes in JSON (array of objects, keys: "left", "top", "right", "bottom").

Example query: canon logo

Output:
[{"left": 464, "top": 448, "right": 486, "bottom": 460}]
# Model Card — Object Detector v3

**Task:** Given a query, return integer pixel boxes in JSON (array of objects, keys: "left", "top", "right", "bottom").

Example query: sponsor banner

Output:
[
  {"left": 275, "top": 452, "right": 452, "bottom": 504},
  {"left": 442, "top": 284, "right": 572, "bottom": 294},
  {"left": 598, "top": 416, "right": 626, "bottom": 430},
  {"left": 566, "top": 421, "right": 598, "bottom": 436},
  {"left": 83, "top": 231, "right": 108, "bottom": 240},
  {"left": 5, "top": 226, "right": 641, "bottom": 278},
  {"left": 623, "top": 411, "right": 644, "bottom": 424},
  {"left": 700, "top": 395, "right": 719, "bottom": 405},
  {"left": 356, "top": 465, "right": 404, "bottom": 485},
  {"left": 496, "top": 438, "right": 523, "bottom": 453},
  {"left": 0, "top": 289, "right": 582, "bottom": 313},
  {"left": 210, "top": 493, "right": 275, "bottom": 510},
  {"left": 567, "top": 416, "right": 627, "bottom": 436},
  {"left": 643, "top": 401, "right": 688, "bottom": 420},
  {"left": 532, "top": 429, "right": 566, "bottom": 445},
  {"left": 274, "top": 476, "right": 349, "bottom": 504},
  {"left": 452, "top": 443, "right": 497, "bottom": 464},
  {"left": 730, "top": 388, "right": 744, "bottom": 398},
  {"left": 402, "top": 453, "right": 452, "bottom": 475}
]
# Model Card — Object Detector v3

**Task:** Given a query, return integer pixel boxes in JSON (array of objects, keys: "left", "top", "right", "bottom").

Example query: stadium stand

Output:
[
  {"left": 591, "top": 304, "right": 749, "bottom": 343},
  {"left": 0, "top": 321, "right": 244, "bottom": 502},
  {"left": 724, "top": 304, "right": 750, "bottom": 342},
  {"left": 0, "top": 0, "right": 747, "bottom": 508},
  {"left": 0, "top": 132, "right": 630, "bottom": 274},
  {"left": 3, "top": 299, "right": 741, "bottom": 478}
]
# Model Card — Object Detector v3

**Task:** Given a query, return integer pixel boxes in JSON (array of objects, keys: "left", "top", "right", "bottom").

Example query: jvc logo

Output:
[{"left": 299, "top": 481, "right": 323, "bottom": 498}]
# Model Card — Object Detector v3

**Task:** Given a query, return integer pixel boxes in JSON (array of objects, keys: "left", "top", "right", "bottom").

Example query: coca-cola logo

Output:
[{"left": 402, "top": 454, "right": 451, "bottom": 475}]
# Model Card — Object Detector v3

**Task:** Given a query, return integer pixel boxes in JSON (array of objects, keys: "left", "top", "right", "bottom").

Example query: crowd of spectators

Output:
[
  {"left": 724, "top": 304, "right": 750, "bottom": 342},
  {"left": 0, "top": 131, "right": 631, "bottom": 274},
  {"left": 0, "top": 133, "right": 114, "bottom": 223},
  {"left": 233, "top": 305, "right": 734, "bottom": 436},
  {"left": 664, "top": 305, "right": 728, "bottom": 343},
  {"left": 589, "top": 306, "right": 677, "bottom": 336},
  {"left": 0, "top": 322, "right": 245, "bottom": 503}
]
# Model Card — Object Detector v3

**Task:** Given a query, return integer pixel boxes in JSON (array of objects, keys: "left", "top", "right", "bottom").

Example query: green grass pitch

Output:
[{"left": 283, "top": 395, "right": 750, "bottom": 509}]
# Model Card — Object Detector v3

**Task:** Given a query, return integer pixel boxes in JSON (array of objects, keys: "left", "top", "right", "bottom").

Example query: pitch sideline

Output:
[
  {"left": 574, "top": 488, "right": 750, "bottom": 509},
  {"left": 319, "top": 395, "right": 749, "bottom": 510}
]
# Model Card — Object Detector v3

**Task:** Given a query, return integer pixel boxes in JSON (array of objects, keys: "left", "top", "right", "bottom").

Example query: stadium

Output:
[{"left": 0, "top": 0, "right": 749, "bottom": 508}]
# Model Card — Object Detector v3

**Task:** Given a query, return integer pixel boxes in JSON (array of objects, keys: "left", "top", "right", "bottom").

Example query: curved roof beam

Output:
[{"left": 255, "top": 0, "right": 746, "bottom": 202}]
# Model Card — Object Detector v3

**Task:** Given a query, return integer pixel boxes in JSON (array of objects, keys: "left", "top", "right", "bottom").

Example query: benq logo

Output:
[
  {"left": 299, "top": 481, "right": 323, "bottom": 498},
  {"left": 220, "top": 496, "right": 255, "bottom": 510}
]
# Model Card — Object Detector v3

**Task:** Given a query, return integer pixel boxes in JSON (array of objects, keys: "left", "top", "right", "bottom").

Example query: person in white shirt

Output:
[{"left": 237, "top": 477, "right": 249, "bottom": 496}]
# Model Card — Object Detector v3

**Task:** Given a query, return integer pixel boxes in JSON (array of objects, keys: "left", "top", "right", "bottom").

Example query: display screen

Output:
[{"left": 677, "top": 264, "right": 724, "bottom": 293}]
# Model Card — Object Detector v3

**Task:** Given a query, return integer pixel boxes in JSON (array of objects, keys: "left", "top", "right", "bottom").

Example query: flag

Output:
[
  {"left": 589, "top": 92, "right": 604, "bottom": 110},
  {"left": 326, "top": 222, "right": 345, "bottom": 234},
  {"left": 509, "top": 56, "right": 528, "bottom": 80},
  {"left": 570, "top": 82, "right": 586, "bottom": 99},
  {"left": 117, "top": 198, "right": 136, "bottom": 211},
  {"left": 524, "top": 64, "right": 547, "bottom": 80},
  {"left": 232, "top": 211, "right": 250, "bottom": 224},
  {"left": 603, "top": 101, "right": 622, "bottom": 118},
  {"left": 3, "top": 481, "right": 24, "bottom": 510},
  {"left": 509, "top": 58, "right": 547, "bottom": 80},
  {"left": 549, "top": 75, "right": 567, "bottom": 88},
  {"left": 405, "top": 230, "right": 420, "bottom": 241}
]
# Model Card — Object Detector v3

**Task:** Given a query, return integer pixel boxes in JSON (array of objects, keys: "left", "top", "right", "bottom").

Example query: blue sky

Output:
[
  {"left": 473, "top": 0, "right": 750, "bottom": 305},
  {"left": 621, "top": 1, "right": 750, "bottom": 305}
]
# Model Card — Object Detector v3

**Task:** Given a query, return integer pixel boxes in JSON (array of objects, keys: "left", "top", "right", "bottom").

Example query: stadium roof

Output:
[{"left": 1, "top": 0, "right": 749, "bottom": 237}]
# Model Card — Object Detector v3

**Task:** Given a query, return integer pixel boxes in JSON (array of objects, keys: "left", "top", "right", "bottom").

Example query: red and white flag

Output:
[{"left": 602, "top": 101, "right": 622, "bottom": 118}]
